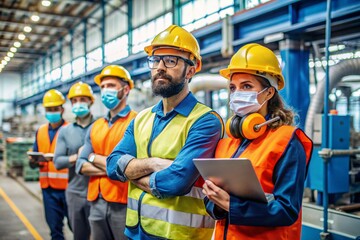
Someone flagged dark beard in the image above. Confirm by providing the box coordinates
[151,69,186,98]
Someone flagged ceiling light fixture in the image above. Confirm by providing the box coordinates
[7,52,14,58]
[1,60,7,65]
[10,47,17,53]
[24,26,32,33]
[18,33,26,40]
[14,41,21,48]
[4,56,10,61]
[41,0,52,7]
[31,14,40,22]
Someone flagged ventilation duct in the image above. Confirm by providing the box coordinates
[305,58,360,138]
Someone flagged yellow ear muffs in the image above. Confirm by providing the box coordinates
[225,117,234,138]
[229,115,243,139]
[240,113,267,140]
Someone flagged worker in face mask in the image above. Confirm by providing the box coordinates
[75,65,137,240]
[29,89,70,240]
[203,43,313,240]
[53,82,95,240]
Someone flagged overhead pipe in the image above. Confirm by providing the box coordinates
[189,74,228,94]
[305,58,360,138]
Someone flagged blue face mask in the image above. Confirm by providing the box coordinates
[101,88,122,110]
[45,112,62,123]
[72,102,90,118]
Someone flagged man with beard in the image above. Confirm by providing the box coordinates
[106,25,223,240]
[76,65,137,240]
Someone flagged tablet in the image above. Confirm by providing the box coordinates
[193,158,267,203]
[27,152,49,162]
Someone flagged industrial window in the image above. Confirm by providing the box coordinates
[132,13,172,54]
[38,76,45,88]
[181,0,234,32]
[45,73,51,83]
[87,48,102,71]
[105,35,129,63]
[245,0,270,9]
[51,68,61,81]
[62,63,72,82]
[72,57,85,77]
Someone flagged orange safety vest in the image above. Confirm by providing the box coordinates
[213,126,313,240]
[88,110,137,203]
[37,122,69,190]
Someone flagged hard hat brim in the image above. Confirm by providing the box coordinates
[219,68,284,90]
[43,100,65,107]
[94,73,134,89]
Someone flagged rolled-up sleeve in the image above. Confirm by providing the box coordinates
[106,120,136,181]
[54,127,72,170]
[75,126,94,175]
[150,112,222,199]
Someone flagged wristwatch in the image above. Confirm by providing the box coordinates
[88,153,95,163]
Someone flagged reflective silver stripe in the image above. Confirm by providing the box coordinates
[141,203,214,228]
[47,172,68,179]
[184,186,206,199]
[128,197,214,228]
[39,172,48,177]
[127,197,138,210]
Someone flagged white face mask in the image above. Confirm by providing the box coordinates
[229,88,268,117]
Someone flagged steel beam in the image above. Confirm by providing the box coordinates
[14,0,360,107]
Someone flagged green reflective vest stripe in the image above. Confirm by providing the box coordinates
[127,103,215,239]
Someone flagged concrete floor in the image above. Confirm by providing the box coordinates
[0,174,72,240]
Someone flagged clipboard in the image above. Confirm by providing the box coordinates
[193,158,267,203]
[27,152,54,162]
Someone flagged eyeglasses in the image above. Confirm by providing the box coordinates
[147,55,195,69]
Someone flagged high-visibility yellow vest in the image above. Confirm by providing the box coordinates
[127,103,215,240]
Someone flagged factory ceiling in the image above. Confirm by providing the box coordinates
[0,0,102,72]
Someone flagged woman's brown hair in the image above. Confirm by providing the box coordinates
[255,76,296,129]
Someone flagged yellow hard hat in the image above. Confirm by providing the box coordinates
[219,43,285,90]
[94,65,134,89]
[144,25,202,72]
[42,89,66,107]
[67,82,95,102]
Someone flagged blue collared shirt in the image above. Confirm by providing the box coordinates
[75,105,132,175]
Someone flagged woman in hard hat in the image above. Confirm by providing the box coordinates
[202,43,313,240]
[53,82,95,240]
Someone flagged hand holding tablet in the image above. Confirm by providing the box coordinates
[27,152,54,162]
[193,158,267,203]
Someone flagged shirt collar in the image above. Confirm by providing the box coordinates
[73,114,95,128]
[105,105,132,121]
[151,92,197,117]
[48,119,65,130]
